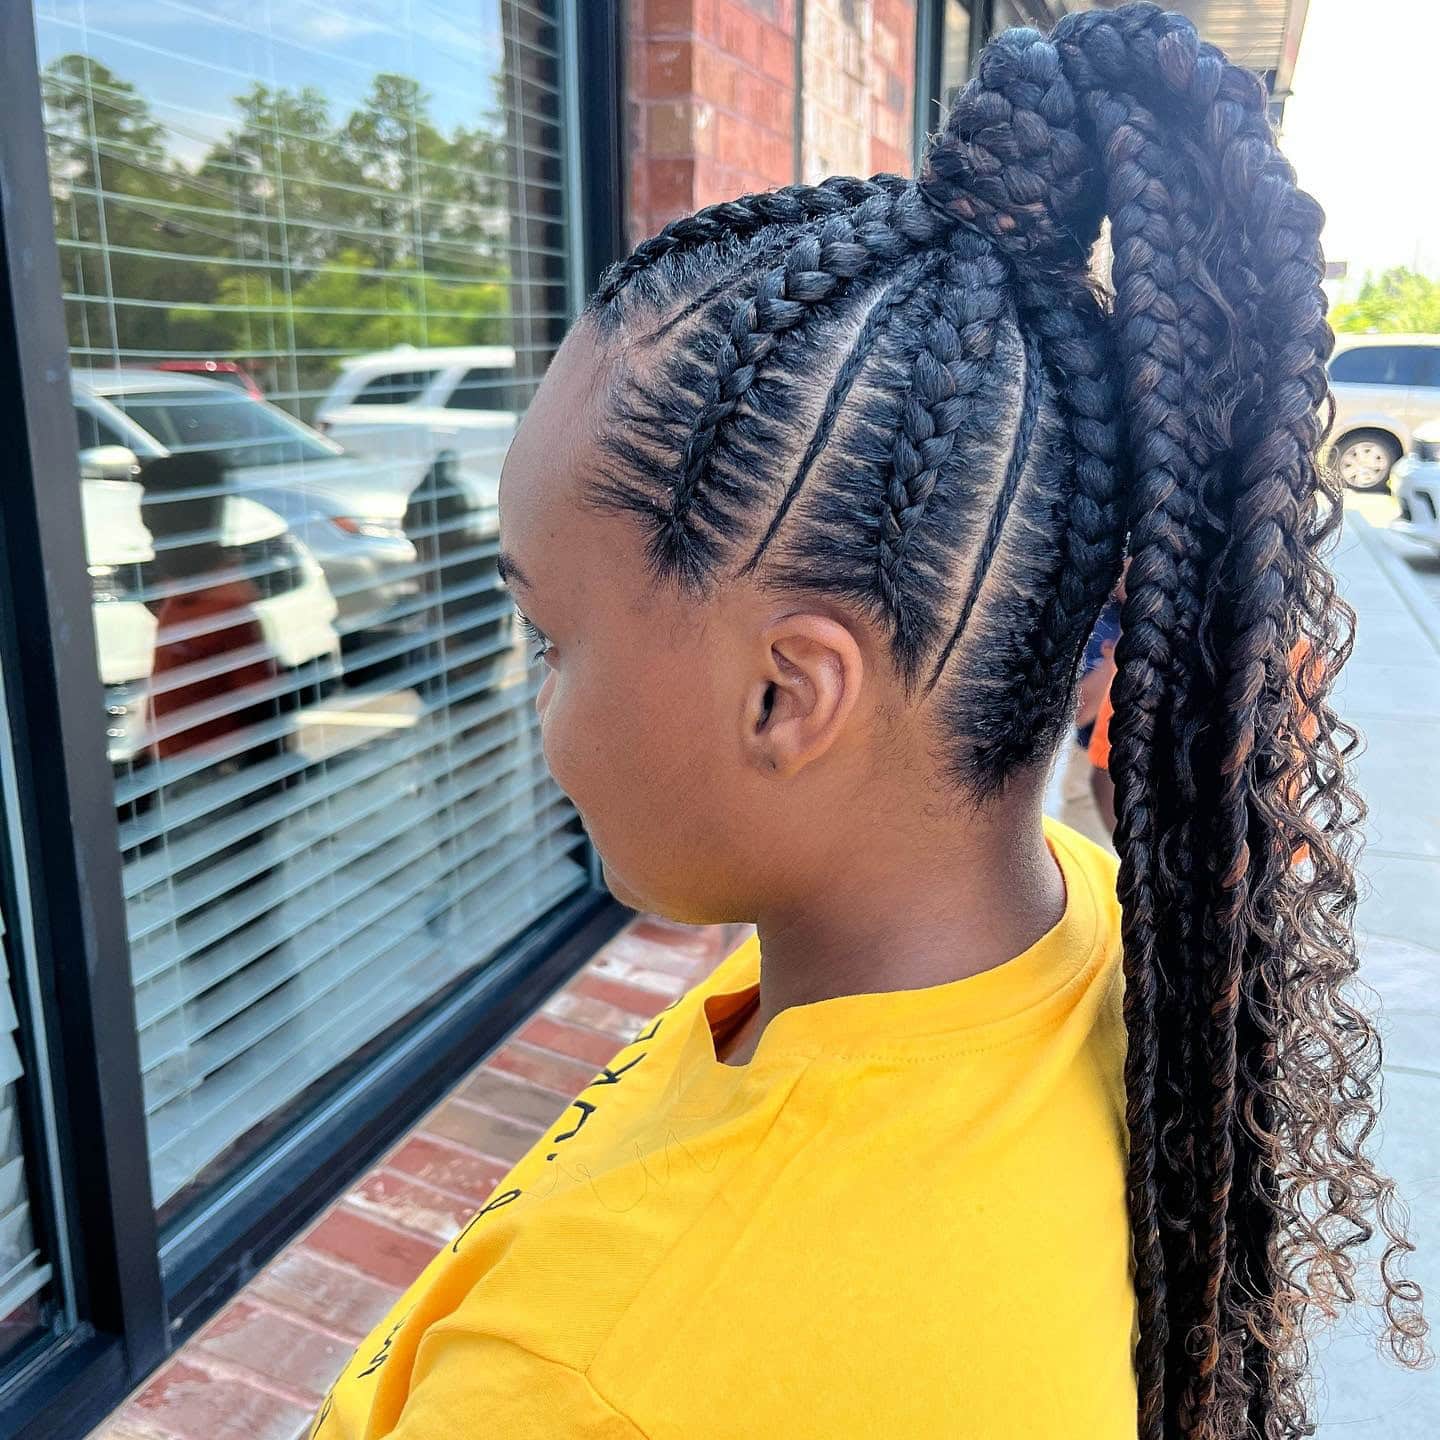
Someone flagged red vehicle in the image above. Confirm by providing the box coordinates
[150,358,263,399]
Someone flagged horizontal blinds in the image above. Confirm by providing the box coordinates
[35,0,587,1214]
[0,906,53,1324]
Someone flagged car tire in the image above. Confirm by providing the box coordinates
[1330,429,1401,492]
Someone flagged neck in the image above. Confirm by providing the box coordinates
[750,795,1065,1030]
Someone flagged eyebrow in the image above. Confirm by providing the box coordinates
[495,551,533,593]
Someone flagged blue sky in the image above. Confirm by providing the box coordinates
[34,0,510,165]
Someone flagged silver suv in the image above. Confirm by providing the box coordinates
[1327,334,1440,491]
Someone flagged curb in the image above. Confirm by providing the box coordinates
[1344,510,1440,660]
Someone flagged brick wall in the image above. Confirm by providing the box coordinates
[627,0,799,248]
[626,0,916,245]
[801,0,915,183]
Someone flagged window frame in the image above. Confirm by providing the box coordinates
[0,3,627,1436]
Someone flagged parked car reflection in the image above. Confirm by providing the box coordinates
[72,371,510,685]
[315,343,519,486]
[77,439,339,767]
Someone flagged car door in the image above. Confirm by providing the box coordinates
[1328,343,1413,444]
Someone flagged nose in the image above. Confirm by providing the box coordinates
[535,668,554,721]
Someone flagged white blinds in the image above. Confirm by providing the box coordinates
[33,0,589,1216]
[0,907,52,1326]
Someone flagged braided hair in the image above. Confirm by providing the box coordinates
[582,5,1426,1434]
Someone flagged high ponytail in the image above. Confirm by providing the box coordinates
[586,5,1425,1431]
[921,6,1426,1435]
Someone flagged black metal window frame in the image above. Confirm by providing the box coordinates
[0,3,627,1437]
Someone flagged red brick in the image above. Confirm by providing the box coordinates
[645,156,699,216]
[422,1098,544,1163]
[713,0,765,67]
[384,1134,512,1203]
[194,1300,350,1403]
[350,1170,477,1243]
[544,986,651,1042]
[586,948,692,997]
[88,1417,177,1440]
[517,1015,626,1068]
[456,1064,573,1126]
[126,1357,312,1440]
[759,28,794,83]
[248,1248,403,1343]
[621,917,731,961]
[649,0,712,34]
[572,972,674,1020]
[646,40,695,97]
[486,1041,600,1095]
[304,1208,440,1291]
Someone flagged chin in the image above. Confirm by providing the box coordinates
[598,857,644,912]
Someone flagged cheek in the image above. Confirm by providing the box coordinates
[538,652,724,882]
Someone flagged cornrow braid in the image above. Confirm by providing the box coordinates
[578,9,1425,1438]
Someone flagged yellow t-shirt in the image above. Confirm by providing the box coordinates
[312,819,1136,1438]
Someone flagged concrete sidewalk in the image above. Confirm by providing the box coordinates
[1311,511,1440,1437]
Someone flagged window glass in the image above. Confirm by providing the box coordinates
[941,1,973,108]
[0,902,59,1370]
[36,0,586,1232]
[75,404,125,452]
[445,367,513,411]
[1413,347,1440,389]
[352,370,442,406]
[1329,345,1420,386]
[108,389,340,470]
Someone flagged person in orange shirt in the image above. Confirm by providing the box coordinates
[314,11,1425,1439]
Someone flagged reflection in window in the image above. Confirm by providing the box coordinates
[35,0,588,1226]
[942,0,972,109]
[353,371,443,406]
[0,903,57,1369]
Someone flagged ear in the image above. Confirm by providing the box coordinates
[741,614,864,779]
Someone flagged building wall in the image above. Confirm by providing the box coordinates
[626,0,916,247]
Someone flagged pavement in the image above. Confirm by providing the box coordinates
[1309,500,1440,1437]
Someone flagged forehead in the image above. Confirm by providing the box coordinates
[499,325,609,550]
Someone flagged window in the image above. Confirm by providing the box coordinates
[446,367,514,411]
[941,1,973,108]
[37,0,587,1235]
[1413,347,1440,389]
[352,370,442,406]
[107,389,340,470]
[1329,345,1426,386]
[75,404,125,453]
[0,905,56,1370]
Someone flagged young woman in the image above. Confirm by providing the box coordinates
[313,7,1425,1436]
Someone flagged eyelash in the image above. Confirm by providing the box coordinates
[516,612,553,663]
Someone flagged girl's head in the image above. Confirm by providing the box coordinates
[499,4,1425,1435]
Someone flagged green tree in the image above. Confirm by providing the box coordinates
[1331,267,1440,333]
[43,53,220,356]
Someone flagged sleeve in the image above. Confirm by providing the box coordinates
[389,1332,647,1440]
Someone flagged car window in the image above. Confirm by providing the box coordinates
[1329,345,1426,386]
[75,404,127,452]
[444,367,513,411]
[110,389,339,469]
[350,369,441,405]
[1413,347,1440,389]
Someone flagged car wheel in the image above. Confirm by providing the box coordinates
[1331,429,1401,492]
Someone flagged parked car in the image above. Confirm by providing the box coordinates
[314,344,519,482]
[151,358,264,399]
[1327,333,1440,491]
[74,371,508,681]
[1390,419,1440,552]
[76,441,339,766]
